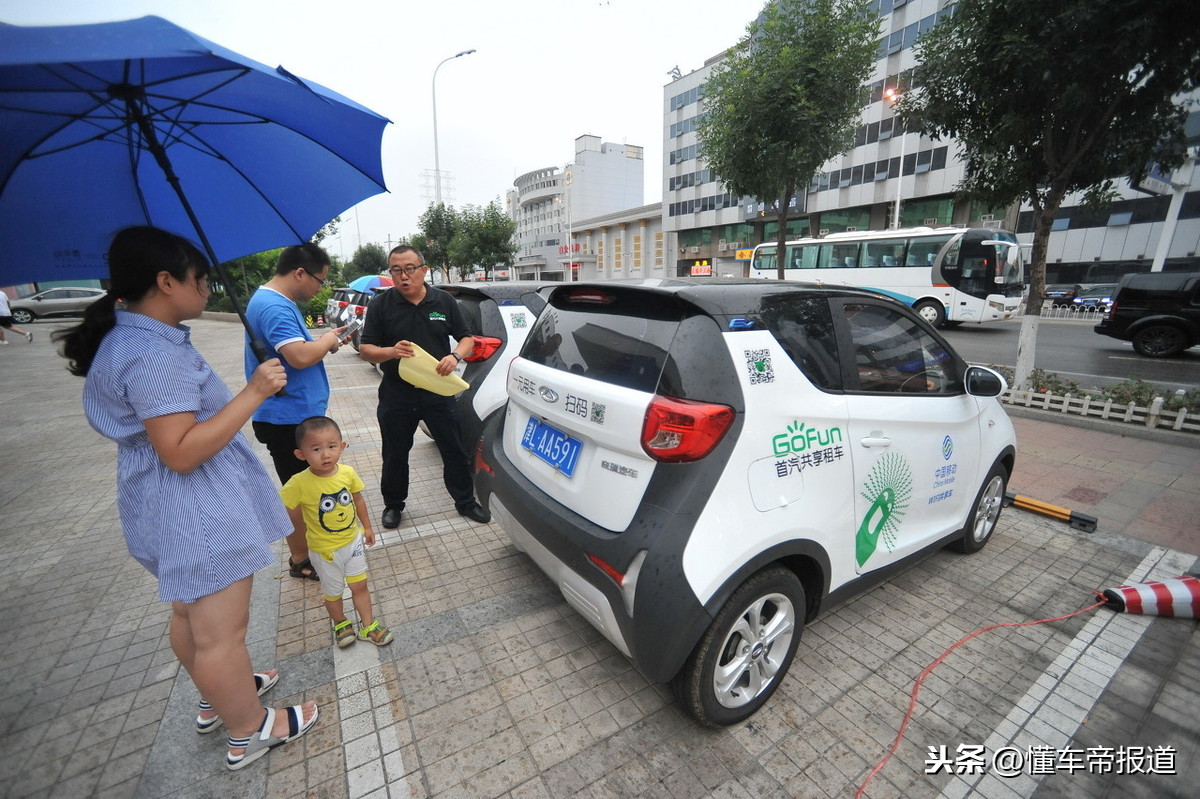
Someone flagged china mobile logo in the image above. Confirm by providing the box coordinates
[771,421,843,457]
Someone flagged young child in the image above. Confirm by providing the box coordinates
[281,416,393,647]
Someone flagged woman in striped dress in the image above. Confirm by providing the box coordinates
[55,226,318,770]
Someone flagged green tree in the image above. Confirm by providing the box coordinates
[444,201,518,281]
[418,202,461,283]
[897,0,1200,387]
[310,215,340,246]
[344,242,387,282]
[699,0,880,279]
[208,248,280,311]
[474,200,518,279]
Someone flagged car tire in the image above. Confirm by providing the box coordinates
[672,566,804,727]
[10,309,34,324]
[914,300,946,328]
[1131,325,1187,358]
[952,462,1008,554]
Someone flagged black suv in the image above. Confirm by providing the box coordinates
[1094,272,1200,357]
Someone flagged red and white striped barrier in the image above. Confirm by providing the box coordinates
[1101,575,1200,617]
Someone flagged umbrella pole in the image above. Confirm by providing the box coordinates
[122,93,272,365]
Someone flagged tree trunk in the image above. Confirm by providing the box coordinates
[775,186,795,281]
[1012,191,1064,389]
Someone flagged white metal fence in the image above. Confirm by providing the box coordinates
[1002,388,1200,435]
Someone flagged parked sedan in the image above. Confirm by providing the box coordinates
[8,287,106,323]
[1042,283,1082,308]
[1070,284,1117,313]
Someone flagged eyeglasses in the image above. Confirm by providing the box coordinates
[388,265,426,277]
[301,268,329,288]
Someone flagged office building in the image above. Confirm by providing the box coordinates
[663,0,1200,282]
[507,134,644,281]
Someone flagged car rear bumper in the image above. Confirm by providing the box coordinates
[476,413,718,683]
[490,495,632,658]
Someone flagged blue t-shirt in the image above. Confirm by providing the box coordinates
[244,286,330,424]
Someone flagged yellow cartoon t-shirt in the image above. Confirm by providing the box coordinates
[280,464,365,555]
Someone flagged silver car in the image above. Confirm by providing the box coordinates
[9,287,106,323]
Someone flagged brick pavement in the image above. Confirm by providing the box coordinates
[0,316,1196,798]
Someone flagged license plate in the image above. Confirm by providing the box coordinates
[521,418,582,477]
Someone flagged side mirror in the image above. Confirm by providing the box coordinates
[964,365,1007,397]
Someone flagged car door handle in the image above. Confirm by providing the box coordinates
[859,435,892,448]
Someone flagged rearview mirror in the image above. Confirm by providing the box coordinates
[964,365,1007,397]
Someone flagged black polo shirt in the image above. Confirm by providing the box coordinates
[361,285,471,384]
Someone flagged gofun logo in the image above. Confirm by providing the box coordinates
[772,421,843,457]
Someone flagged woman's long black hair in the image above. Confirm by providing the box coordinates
[54,226,210,376]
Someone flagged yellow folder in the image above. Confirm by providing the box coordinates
[397,343,470,396]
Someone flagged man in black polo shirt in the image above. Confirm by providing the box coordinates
[359,245,490,528]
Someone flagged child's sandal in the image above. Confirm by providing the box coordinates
[332,619,356,648]
[358,619,393,646]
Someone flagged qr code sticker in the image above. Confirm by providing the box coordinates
[511,312,527,329]
[590,403,606,425]
[745,349,774,384]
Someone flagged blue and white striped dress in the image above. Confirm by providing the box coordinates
[83,311,291,603]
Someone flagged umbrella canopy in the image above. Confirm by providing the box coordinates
[0,16,390,288]
[347,274,393,291]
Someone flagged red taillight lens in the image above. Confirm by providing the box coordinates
[337,301,349,309]
[641,396,734,462]
[473,437,492,475]
[353,306,365,317]
[586,553,625,586]
[566,288,614,304]
[466,335,503,363]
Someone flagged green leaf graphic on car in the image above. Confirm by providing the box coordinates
[856,452,912,567]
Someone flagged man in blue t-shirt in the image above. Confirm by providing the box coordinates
[244,243,348,581]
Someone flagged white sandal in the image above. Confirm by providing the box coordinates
[195,670,279,734]
[225,704,319,770]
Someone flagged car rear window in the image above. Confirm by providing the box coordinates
[522,288,691,393]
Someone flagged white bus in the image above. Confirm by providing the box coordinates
[749,227,1025,327]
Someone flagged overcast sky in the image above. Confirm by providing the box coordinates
[1,0,766,258]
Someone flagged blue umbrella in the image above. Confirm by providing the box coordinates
[0,16,390,358]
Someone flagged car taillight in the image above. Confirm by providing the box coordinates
[566,288,615,304]
[473,437,492,475]
[641,395,734,463]
[337,301,349,309]
[353,306,365,317]
[466,335,503,363]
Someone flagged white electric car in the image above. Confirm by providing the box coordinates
[475,279,1016,726]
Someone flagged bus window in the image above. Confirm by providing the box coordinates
[829,242,859,268]
[756,246,778,274]
[793,244,820,269]
[906,235,953,267]
[863,238,906,268]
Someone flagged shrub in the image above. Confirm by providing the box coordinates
[988,367,1198,412]
[305,287,332,321]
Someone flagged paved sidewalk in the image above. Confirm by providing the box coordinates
[0,317,1196,798]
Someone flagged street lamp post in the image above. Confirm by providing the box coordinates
[885,87,905,230]
[432,49,476,207]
